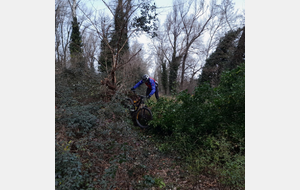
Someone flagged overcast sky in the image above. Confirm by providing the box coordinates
[154,0,245,23]
[88,0,245,21]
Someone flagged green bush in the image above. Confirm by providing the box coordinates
[57,105,98,137]
[218,154,245,189]
[149,63,245,189]
[55,142,86,190]
[150,63,245,148]
[185,136,245,188]
[55,70,105,107]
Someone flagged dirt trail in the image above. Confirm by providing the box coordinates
[116,125,220,190]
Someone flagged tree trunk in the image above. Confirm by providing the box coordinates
[230,27,245,69]
[180,49,188,90]
[112,54,117,85]
[72,0,76,18]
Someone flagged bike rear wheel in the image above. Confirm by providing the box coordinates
[136,107,152,129]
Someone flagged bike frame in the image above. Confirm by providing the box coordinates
[131,91,147,111]
[128,90,153,128]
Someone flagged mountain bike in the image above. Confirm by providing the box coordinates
[124,90,153,129]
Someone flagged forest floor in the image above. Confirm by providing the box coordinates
[55,79,225,189]
[121,127,221,190]
[56,112,222,190]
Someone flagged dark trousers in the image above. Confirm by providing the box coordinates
[146,86,159,101]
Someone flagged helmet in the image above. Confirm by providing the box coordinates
[142,74,149,82]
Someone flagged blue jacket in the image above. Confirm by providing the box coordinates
[132,77,157,97]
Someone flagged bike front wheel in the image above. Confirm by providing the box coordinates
[136,107,152,129]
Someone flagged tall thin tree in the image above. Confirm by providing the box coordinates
[161,60,168,94]
[69,0,84,70]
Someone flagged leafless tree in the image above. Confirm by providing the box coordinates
[219,0,242,32]
[171,0,243,91]
[55,0,72,72]
[55,0,90,72]
[150,31,171,94]
[119,40,149,90]
[163,1,187,93]
[156,0,217,91]
[148,0,244,93]
[77,0,153,90]
[82,31,99,73]
[177,0,219,90]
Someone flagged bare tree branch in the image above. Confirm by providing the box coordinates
[77,5,114,54]
[101,0,115,17]
[117,48,142,69]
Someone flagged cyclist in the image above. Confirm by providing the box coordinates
[131,74,159,101]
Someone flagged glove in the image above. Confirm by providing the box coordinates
[131,87,134,91]
[146,95,150,99]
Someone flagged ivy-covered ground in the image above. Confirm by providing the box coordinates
[55,97,221,189]
[55,64,244,189]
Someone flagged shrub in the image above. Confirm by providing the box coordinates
[186,136,244,181]
[149,63,245,189]
[57,105,98,137]
[55,142,86,190]
[150,63,245,148]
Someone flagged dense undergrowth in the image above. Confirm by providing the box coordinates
[55,70,192,189]
[55,70,129,189]
[149,63,245,189]
[55,64,245,189]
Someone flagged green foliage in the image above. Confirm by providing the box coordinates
[200,28,244,86]
[57,105,98,137]
[69,16,84,70]
[98,37,112,73]
[55,142,87,189]
[55,70,105,106]
[149,63,245,188]
[56,98,134,189]
[218,154,245,189]
[69,16,83,56]
[186,136,245,189]
[230,27,245,70]
[154,177,166,188]
[143,175,155,186]
[56,71,134,189]
[149,97,181,136]
[110,0,129,52]
[136,175,166,188]
[132,2,158,38]
[151,63,245,141]
[55,61,244,189]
